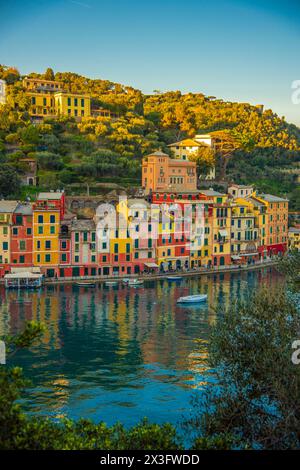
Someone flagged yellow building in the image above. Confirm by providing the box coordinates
[199,190,231,266]
[23,77,91,119]
[230,201,259,263]
[54,92,91,118]
[27,91,56,117]
[0,201,18,271]
[33,195,61,277]
[288,228,300,251]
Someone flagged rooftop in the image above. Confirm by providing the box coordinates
[259,194,289,203]
[71,219,96,231]
[199,189,225,197]
[15,203,33,216]
[38,191,64,200]
[0,200,18,213]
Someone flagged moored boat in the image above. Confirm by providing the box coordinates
[128,278,144,286]
[76,281,96,287]
[105,281,119,286]
[177,294,207,304]
[167,276,183,281]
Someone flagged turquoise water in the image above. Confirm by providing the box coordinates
[0,267,283,428]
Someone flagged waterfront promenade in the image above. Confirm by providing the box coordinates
[31,258,279,285]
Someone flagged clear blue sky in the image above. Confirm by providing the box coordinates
[1,0,300,125]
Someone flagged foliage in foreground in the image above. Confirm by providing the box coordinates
[189,286,300,450]
[2,256,300,449]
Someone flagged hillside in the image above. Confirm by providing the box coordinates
[1,65,300,208]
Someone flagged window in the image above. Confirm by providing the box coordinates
[16,215,22,225]
[91,255,96,263]
[38,215,43,223]
[114,243,118,254]
[27,228,32,236]
[19,240,26,251]
[3,226,8,235]
[126,243,130,253]
[2,242,8,251]
[61,253,67,262]
[32,97,36,105]
[67,97,71,106]
[19,255,25,264]
[91,232,96,242]
[38,226,43,234]
[75,255,79,263]
[45,254,51,262]
[37,241,41,249]
[13,228,18,235]
[83,232,88,242]
[134,252,139,259]
[50,226,55,234]
[50,215,55,223]
[45,240,51,250]
[81,98,84,107]
[74,98,78,107]
[37,254,40,263]
[75,232,79,242]
[102,242,107,249]
[61,241,67,249]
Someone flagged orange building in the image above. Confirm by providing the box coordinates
[142,150,197,195]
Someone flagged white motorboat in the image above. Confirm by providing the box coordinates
[76,281,96,287]
[128,278,144,286]
[177,294,207,304]
[167,276,183,281]
[105,281,119,286]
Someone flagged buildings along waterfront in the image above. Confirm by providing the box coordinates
[0,150,289,280]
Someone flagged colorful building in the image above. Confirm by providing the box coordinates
[230,201,259,264]
[54,92,91,118]
[33,192,64,277]
[254,194,288,256]
[142,150,197,195]
[0,201,18,277]
[288,227,300,251]
[71,219,98,277]
[23,77,91,119]
[10,203,33,267]
[168,134,216,180]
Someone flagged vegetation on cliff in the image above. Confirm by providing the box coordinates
[0,65,300,205]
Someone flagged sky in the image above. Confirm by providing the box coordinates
[0,0,300,125]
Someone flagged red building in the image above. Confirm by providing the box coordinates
[10,203,33,267]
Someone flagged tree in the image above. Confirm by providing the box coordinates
[188,144,215,178]
[0,165,21,197]
[44,68,55,81]
[190,285,300,449]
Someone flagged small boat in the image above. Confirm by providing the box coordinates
[177,294,207,304]
[105,281,119,286]
[128,278,144,286]
[76,281,96,287]
[167,276,183,281]
[122,278,130,283]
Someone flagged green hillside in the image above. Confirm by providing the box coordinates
[1,65,300,208]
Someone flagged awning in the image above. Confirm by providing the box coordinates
[242,252,259,257]
[231,255,242,260]
[219,229,228,237]
[144,262,159,268]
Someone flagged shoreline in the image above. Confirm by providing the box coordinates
[20,259,279,286]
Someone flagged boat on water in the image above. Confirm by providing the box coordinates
[128,278,144,286]
[177,294,207,304]
[167,276,183,281]
[76,281,96,287]
[105,281,119,286]
[122,278,130,283]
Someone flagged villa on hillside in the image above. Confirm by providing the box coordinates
[168,134,216,180]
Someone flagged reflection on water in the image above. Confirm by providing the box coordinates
[0,267,284,427]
